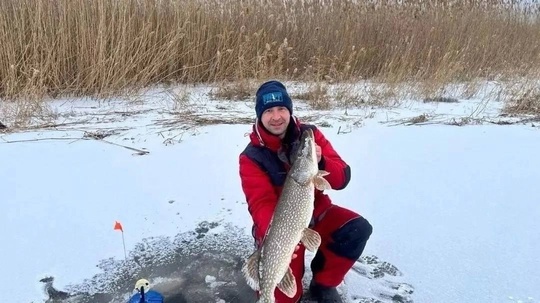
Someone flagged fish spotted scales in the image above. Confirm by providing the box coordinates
[242,128,332,303]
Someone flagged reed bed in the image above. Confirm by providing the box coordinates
[0,0,539,113]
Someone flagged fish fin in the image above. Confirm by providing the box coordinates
[318,170,330,177]
[301,228,322,252]
[241,250,261,291]
[277,266,297,298]
[314,171,332,191]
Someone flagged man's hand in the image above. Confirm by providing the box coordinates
[315,144,322,163]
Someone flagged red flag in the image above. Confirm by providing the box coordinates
[114,221,123,232]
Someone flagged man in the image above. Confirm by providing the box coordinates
[239,80,373,303]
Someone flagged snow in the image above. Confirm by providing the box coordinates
[341,124,540,302]
[1,81,539,303]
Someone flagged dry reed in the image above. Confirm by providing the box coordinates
[0,0,539,111]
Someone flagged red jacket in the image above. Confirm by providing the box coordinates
[239,117,351,245]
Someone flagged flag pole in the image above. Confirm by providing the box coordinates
[121,231,127,260]
[114,220,127,261]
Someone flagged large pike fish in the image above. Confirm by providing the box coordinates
[242,128,332,303]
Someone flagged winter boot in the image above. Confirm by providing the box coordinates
[309,280,343,303]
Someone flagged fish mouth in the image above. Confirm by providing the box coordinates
[302,128,314,138]
[299,128,314,147]
[296,128,316,161]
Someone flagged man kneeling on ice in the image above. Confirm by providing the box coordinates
[239,80,373,303]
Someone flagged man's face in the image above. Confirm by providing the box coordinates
[260,106,290,138]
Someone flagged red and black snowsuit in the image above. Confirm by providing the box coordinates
[239,117,373,303]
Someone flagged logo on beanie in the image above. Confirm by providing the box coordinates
[262,92,283,105]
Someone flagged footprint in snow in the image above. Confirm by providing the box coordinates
[343,254,415,303]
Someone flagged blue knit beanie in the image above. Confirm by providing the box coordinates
[255,80,293,120]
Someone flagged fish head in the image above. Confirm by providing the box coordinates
[289,128,319,185]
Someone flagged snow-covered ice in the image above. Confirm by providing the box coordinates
[1,81,539,303]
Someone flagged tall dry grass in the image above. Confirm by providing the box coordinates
[0,0,540,104]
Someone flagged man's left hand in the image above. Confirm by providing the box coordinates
[316,144,322,163]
